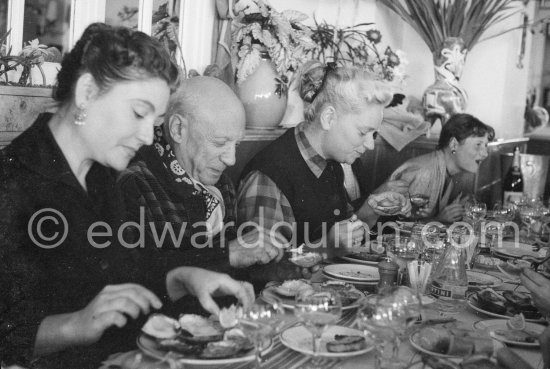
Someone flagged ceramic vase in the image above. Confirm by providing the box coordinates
[423,37,468,126]
[237,53,287,129]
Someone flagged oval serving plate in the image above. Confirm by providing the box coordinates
[472,319,544,347]
[466,270,503,288]
[137,334,273,365]
[409,330,504,359]
[466,292,544,323]
[260,283,366,311]
[492,240,542,259]
[280,325,374,358]
[323,264,380,282]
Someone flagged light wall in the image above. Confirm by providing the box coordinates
[270,0,533,139]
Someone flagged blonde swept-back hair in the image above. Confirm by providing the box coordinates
[299,62,394,122]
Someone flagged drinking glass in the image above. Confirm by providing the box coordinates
[518,204,544,241]
[409,193,429,224]
[492,202,515,223]
[238,299,287,368]
[294,289,342,368]
[356,286,421,369]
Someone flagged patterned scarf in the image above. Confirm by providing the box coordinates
[153,126,225,236]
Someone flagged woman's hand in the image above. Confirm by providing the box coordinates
[71,284,162,345]
[436,203,464,223]
[166,267,255,316]
[35,284,161,356]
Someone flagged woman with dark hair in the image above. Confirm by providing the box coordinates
[386,113,495,223]
[0,23,254,368]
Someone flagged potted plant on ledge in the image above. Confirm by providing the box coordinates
[232,0,316,129]
[0,31,62,147]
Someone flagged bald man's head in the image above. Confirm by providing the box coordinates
[165,76,246,185]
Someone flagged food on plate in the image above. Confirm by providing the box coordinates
[219,305,243,329]
[223,328,254,351]
[474,289,542,320]
[326,335,366,352]
[492,328,538,343]
[200,340,241,359]
[141,314,179,339]
[157,338,203,355]
[474,255,504,269]
[416,327,450,354]
[501,291,541,319]
[415,327,494,356]
[421,354,497,369]
[379,199,396,207]
[289,252,323,267]
[320,281,364,306]
[475,289,507,315]
[507,313,526,330]
[178,314,223,342]
[273,279,313,297]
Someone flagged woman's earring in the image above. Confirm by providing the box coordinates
[451,149,456,155]
[74,104,87,126]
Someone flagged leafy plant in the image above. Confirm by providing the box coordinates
[1,30,61,86]
[378,0,521,53]
[231,0,316,88]
[307,19,407,83]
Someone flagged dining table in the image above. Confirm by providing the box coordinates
[100,259,546,369]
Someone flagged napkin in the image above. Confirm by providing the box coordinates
[379,107,430,151]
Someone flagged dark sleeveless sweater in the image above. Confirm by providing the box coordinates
[241,128,368,245]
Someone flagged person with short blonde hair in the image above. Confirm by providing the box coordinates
[237,61,410,283]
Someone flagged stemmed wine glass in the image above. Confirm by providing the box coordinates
[238,299,287,368]
[356,286,421,369]
[409,193,429,224]
[464,199,487,234]
[518,203,544,241]
[294,289,342,368]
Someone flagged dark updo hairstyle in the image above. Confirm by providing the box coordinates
[437,113,495,150]
[53,23,179,103]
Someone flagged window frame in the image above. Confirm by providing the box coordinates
[4,0,214,71]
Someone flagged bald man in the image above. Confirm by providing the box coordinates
[117,77,284,279]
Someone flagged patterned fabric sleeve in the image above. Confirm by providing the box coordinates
[237,170,295,241]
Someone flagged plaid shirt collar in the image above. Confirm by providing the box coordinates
[294,122,327,178]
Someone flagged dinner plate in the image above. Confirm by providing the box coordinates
[323,264,380,282]
[136,334,273,365]
[322,272,379,286]
[492,240,542,259]
[280,325,374,358]
[409,330,504,359]
[466,270,503,288]
[409,331,459,359]
[466,293,544,323]
[473,319,544,347]
[260,284,366,310]
[338,254,381,266]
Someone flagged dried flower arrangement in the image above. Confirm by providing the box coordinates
[307,19,407,84]
[232,0,316,93]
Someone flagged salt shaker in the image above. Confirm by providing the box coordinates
[378,257,399,291]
